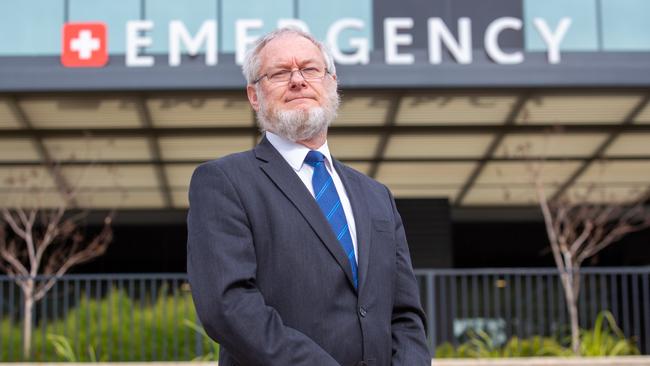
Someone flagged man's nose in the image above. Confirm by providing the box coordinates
[288,69,307,89]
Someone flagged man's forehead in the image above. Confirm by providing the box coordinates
[259,34,325,66]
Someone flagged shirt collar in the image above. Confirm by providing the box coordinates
[265,131,333,172]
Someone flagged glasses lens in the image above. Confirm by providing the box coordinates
[267,68,325,83]
[301,68,323,79]
[268,70,291,83]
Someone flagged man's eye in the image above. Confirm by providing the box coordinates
[269,70,290,80]
[301,67,320,76]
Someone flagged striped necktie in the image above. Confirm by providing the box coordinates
[304,150,358,289]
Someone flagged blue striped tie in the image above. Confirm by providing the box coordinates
[304,150,358,288]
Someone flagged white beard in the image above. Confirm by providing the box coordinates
[256,86,340,142]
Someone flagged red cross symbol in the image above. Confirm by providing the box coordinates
[61,22,108,68]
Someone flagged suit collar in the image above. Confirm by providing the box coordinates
[255,137,358,292]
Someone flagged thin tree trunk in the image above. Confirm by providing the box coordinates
[561,271,581,355]
[22,280,34,360]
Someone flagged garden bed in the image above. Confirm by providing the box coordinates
[431,356,650,365]
[2,358,650,366]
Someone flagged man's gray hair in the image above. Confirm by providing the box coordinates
[241,27,337,84]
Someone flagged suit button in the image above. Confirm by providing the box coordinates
[359,306,367,317]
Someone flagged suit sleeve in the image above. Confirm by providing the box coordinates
[386,187,432,366]
[187,162,341,366]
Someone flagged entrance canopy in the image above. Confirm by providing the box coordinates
[1,89,649,210]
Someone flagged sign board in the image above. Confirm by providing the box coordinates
[1,0,649,91]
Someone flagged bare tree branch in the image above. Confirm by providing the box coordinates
[535,181,566,272]
[519,142,650,355]
[569,221,593,254]
[1,209,28,239]
[35,215,113,301]
[0,160,116,359]
[34,206,66,266]
[0,230,30,279]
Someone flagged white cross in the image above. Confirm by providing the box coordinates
[70,30,100,60]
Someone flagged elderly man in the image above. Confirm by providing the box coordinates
[187,28,429,366]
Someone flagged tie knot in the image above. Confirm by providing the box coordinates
[304,150,325,166]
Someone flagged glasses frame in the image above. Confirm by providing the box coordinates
[253,67,330,84]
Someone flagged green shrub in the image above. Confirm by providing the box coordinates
[435,333,567,358]
[434,311,639,358]
[47,334,104,362]
[183,319,219,361]
[433,342,457,358]
[501,336,569,357]
[0,286,218,362]
[456,329,501,358]
[580,311,640,357]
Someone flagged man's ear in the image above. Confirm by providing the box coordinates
[247,84,260,112]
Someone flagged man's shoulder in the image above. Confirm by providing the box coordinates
[198,149,256,169]
[191,149,258,181]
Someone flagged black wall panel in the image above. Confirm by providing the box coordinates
[395,199,453,268]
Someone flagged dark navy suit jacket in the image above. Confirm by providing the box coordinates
[187,137,430,366]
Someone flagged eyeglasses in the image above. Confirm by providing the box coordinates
[253,67,329,84]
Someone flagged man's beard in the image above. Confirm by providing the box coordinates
[256,85,340,142]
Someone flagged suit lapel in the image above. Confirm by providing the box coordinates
[333,159,372,293]
[254,138,357,291]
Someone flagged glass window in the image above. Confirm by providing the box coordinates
[523,0,599,51]
[146,0,218,53]
[601,0,650,51]
[69,0,140,54]
[0,0,64,56]
[221,0,293,53]
[298,0,373,52]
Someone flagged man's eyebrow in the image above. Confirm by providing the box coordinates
[299,58,320,65]
[269,58,321,69]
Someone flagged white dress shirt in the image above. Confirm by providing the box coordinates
[266,131,358,263]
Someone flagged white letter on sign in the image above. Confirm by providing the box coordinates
[169,20,217,66]
[428,17,472,64]
[534,17,571,64]
[326,18,369,65]
[384,18,414,65]
[484,17,523,64]
[126,20,154,67]
[236,19,263,65]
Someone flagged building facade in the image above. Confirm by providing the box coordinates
[1,0,649,270]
